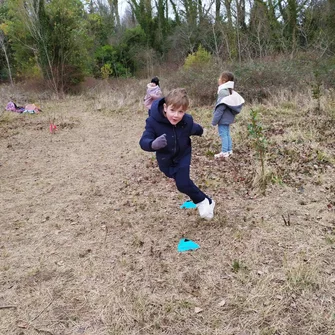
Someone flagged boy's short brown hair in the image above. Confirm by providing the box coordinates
[165,88,189,109]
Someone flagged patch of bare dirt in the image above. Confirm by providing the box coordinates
[0,97,334,335]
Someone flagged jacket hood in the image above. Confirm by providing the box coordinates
[147,84,161,92]
[150,98,188,126]
[216,91,245,113]
[217,81,234,93]
[150,98,169,124]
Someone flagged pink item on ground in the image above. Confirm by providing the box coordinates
[49,123,57,134]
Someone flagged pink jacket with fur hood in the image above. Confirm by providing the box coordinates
[144,83,163,110]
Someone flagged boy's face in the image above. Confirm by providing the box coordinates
[163,103,187,125]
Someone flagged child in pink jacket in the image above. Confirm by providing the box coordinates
[144,76,163,114]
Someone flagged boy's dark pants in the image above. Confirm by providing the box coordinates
[159,155,208,204]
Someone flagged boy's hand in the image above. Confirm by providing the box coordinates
[151,134,167,150]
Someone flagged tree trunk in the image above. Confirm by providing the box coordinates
[215,0,221,23]
[0,33,13,86]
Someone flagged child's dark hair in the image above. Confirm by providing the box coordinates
[151,76,160,86]
[219,71,234,94]
[219,71,234,84]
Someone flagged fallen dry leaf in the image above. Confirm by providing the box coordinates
[194,307,203,314]
[218,299,226,307]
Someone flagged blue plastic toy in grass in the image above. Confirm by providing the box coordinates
[177,238,200,252]
[180,200,197,209]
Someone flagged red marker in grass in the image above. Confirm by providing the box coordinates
[49,123,57,134]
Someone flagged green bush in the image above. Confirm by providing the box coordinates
[94,45,130,78]
[165,53,335,106]
[232,55,335,102]
[183,45,212,70]
[168,61,219,106]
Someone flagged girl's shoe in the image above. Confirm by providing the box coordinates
[228,150,233,156]
[214,152,229,159]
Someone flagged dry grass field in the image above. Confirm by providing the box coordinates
[0,81,334,335]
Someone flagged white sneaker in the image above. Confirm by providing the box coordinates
[214,152,229,159]
[207,200,215,220]
[228,150,233,156]
[197,198,215,220]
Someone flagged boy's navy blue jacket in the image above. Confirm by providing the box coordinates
[139,98,203,169]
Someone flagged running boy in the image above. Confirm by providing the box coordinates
[212,71,245,158]
[139,88,215,220]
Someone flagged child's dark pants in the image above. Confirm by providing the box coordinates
[159,155,209,204]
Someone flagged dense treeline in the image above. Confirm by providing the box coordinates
[0,0,334,95]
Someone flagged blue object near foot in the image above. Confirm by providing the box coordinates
[177,238,200,252]
[180,200,197,209]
